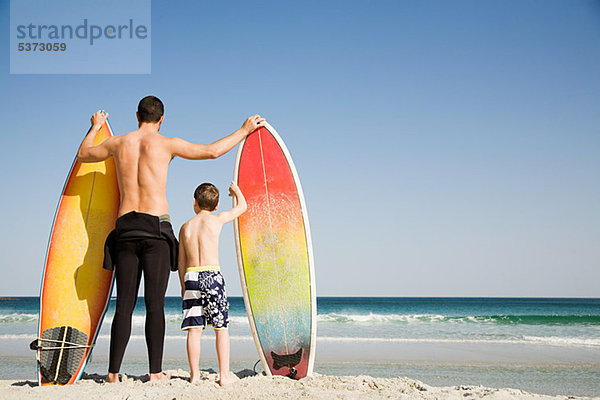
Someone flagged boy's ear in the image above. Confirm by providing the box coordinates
[214,201,219,212]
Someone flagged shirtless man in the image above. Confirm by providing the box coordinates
[77,95,264,383]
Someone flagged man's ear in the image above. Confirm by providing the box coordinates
[157,115,165,130]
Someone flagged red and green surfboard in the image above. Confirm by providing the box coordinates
[233,123,316,379]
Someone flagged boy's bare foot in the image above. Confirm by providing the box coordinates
[190,374,201,384]
[106,372,120,383]
[149,372,169,382]
[218,371,240,386]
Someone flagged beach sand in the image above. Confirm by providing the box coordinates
[1,369,597,400]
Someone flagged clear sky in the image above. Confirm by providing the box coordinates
[1,0,599,297]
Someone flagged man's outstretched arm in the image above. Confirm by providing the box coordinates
[77,110,113,162]
[170,115,265,160]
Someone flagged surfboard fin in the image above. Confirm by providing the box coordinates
[270,348,303,378]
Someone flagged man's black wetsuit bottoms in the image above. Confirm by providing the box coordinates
[103,211,178,374]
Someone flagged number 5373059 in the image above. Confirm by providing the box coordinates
[18,43,67,51]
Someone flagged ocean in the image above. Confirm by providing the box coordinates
[1,297,599,396]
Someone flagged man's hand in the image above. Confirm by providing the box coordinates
[78,109,112,162]
[241,115,265,136]
[91,110,109,128]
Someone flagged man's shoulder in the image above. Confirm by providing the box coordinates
[110,130,137,144]
[151,133,181,149]
[120,128,141,137]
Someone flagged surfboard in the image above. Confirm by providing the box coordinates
[35,121,119,386]
[233,122,316,379]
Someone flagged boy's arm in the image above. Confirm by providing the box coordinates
[77,110,114,162]
[178,227,188,298]
[168,115,265,160]
[217,182,248,223]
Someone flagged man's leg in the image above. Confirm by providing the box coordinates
[140,239,170,380]
[108,240,142,382]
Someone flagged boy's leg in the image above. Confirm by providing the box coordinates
[186,328,203,382]
[215,328,238,386]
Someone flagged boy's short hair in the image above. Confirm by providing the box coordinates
[137,95,164,123]
[194,183,219,211]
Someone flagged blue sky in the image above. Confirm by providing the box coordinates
[1,0,599,297]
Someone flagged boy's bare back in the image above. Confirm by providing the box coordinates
[178,183,247,278]
[179,212,225,267]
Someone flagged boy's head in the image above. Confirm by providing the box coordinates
[137,95,164,124]
[194,183,219,212]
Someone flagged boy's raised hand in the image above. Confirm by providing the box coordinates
[228,181,240,197]
[221,181,247,221]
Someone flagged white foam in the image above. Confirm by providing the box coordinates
[0,313,38,323]
[315,336,600,347]
[0,334,35,340]
[317,313,455,324]
[2,333,597,348]
[522,336,600,347]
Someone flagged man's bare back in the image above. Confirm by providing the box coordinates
[110,128,172,216]
[77,110,264,217]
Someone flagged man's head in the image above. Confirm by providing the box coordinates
[137,95,164,125]
[194,183,219,213]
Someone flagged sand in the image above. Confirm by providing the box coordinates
[1,369,597,400]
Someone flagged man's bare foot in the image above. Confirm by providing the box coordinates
[218,371,240,386]
[149,372,169,382]
[190,373,201,384]
[106,372,120,383]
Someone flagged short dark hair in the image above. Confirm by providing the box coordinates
[137,95,164,123]
[194,183,219,211]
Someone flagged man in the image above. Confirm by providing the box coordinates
[77,95,264,382]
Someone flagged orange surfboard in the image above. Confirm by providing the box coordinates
[35,121,119,385]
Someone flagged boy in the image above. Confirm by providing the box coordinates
[178,181,247,386]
